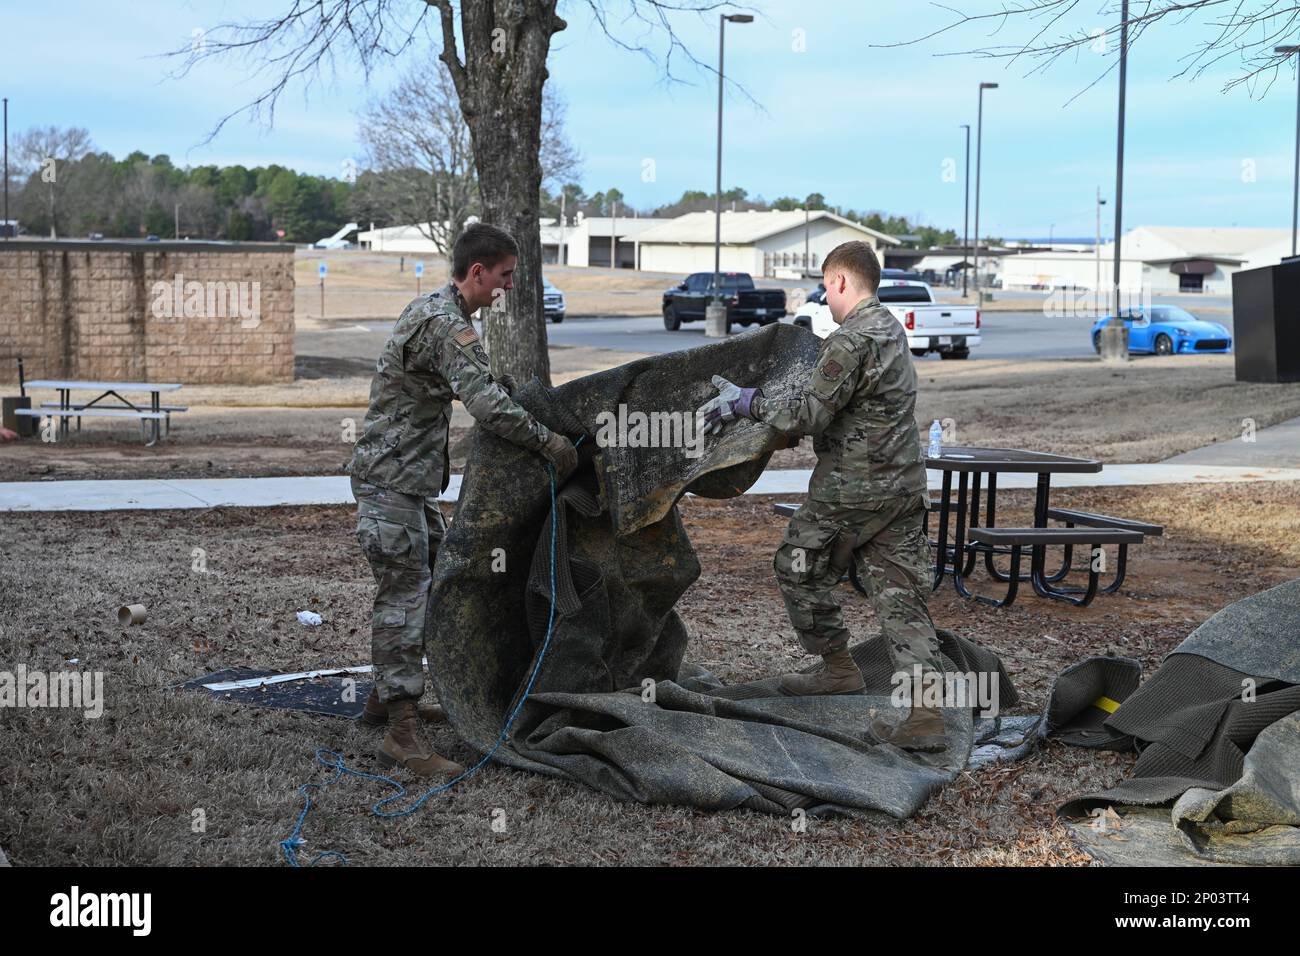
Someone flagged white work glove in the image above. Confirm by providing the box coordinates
[696,375,758,435]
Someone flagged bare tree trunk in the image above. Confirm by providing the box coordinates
[438,0,563,387]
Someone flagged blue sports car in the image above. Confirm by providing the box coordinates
[1091,305,1232,355]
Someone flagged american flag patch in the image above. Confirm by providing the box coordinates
[453,326,479,347]
[821,359,843,379]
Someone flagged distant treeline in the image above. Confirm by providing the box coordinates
[10,150,353,243]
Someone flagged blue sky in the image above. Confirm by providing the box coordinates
[4,0,1298,236]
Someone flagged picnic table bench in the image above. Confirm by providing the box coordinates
[925,446,1163,607]
[771,446,1162,609]
[16,378,185,446]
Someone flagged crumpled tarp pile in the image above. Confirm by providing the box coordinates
[1058,579,1300,866]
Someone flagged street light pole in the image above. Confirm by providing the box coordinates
[1276,45,1300,258]
[972,83,997,301]
[713,15,724,300]
[1102,0,1131,361]
[961,123,970,296]
[708,13,752,337]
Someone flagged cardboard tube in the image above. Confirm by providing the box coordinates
[117,604,147,626]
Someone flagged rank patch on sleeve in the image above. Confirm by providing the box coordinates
[453,326,480,347]
[821,359,843,379]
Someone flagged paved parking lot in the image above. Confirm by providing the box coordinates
[300,293,1236,364]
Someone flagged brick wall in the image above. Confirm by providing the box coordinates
[0,240,295,385]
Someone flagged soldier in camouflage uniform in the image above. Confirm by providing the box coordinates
[348,223,578,776]
[698,240,946,751]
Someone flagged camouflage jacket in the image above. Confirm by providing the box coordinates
[752,295,926,503]
[347,282,553,497]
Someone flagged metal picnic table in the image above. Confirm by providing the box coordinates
[20,378,185,446]
[926,445,1105,603]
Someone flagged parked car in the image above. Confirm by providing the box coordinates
[790,279,981,359]
[1090,305,1231,355]
[543,278,566,323]
[662,272,787,332]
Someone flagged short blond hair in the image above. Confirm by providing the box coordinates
[821,241,881,292]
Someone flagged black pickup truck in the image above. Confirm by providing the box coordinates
[662,272,787,332]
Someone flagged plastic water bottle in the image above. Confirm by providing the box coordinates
[928,420,943,459]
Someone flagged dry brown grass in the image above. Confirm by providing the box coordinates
[2,481,1296,866]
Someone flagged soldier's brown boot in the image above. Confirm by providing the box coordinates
[362,688,446,726]
[868,704,947,753]
[778,647,866,696]
[378,700,464,778]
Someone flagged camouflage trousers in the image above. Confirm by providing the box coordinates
[351,476,447,703]
[773,492,944,675]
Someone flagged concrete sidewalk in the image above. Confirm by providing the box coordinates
[4,463,1300,512]
[1162,416,1300,469]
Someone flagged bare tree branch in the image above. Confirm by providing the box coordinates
[12,126,95,171]
[160,0,433,144]
[541,85,584,187]
[426,0,469,96]
[873,1,1300,100]
[578,0,769,113]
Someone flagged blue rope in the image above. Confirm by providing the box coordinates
[281,439,580,865]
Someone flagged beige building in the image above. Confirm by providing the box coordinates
[634,209,900,278]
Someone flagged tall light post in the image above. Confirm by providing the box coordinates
[1277,45,1300,258]
[1102,0,1131,361]
[960,123,970,296]
[709,12,752,334]
[972,82,997,300]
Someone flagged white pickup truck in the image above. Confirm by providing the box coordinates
[791,280,980,359]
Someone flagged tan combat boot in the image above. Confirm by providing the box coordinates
[868,703,947,753]
[362,688,446,726]
[778,647,867,696]
[378,700,464,778]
